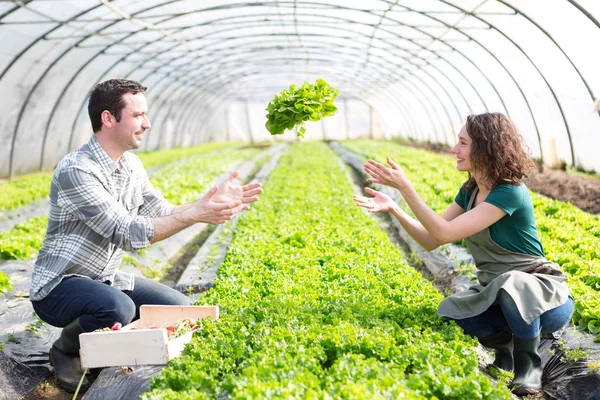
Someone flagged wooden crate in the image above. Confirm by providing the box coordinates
[79,305,218,369]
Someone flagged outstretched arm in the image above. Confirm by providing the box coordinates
[152,170,263,243]
[361,158,506,248]
[171,170,263,215]
[355,188,465,250]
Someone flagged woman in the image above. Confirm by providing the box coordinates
[354,113,573,396]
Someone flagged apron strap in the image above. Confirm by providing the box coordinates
[466,186,479,212]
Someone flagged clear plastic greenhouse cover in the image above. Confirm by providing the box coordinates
[1,0,599,178]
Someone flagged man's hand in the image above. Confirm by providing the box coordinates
[192,171,264,224]
[363,157,408,190]
[354,187,398,213]
[211,170,263,205]
[192,186,244,224]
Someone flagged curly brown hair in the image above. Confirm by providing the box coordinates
[463,113,535,193]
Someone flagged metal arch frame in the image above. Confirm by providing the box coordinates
[149,8,491,113]
[190,71,425,144]
[53,18,467,157]
[42,14,189,170]
[0,3,20,21]
[4,0,186,177]
[66,10,486,125]
[423,0,574,165]
[55,3,500,153]
[150,67,404,148]
[135,9,501,128]
[57,12,493,155]
[159,41,461,139]
[568,0,600,30]
[498,0,599,121]
[1,2,112,177]
[166,32,467,128]
[6,0,593,174]
[30,2,492,173]
[163,54,455,145]
[384,1,548,166]
[183,72,422,145]
[59,1,502,147]
[159,57,446,147]
[180,70,423,146]
[0,1,108,82]
[348,0,398,84]
[123,22,478,143]
[165,64,437,147]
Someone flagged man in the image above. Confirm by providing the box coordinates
[29,79,262,391]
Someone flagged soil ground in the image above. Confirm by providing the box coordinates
[397,140,600,215]
[21,374,97,400]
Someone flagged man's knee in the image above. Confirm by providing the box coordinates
[163,288,191,306]
[98,295,136,326]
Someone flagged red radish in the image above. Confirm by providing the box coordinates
[111,322,122,331]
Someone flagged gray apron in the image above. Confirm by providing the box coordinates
[437,187,570,324]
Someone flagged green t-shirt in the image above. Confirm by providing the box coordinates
[454,183,545,257]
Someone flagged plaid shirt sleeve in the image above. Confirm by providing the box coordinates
[56,165,155,251]
[138,168,175,218]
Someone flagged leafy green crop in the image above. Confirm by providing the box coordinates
[150,148,261,205]
[342,139,600,334]
[0,271,12,294]
[137,142,239,169]
[265,78,339,137]
[144,142,512,399]
[0,173,53,212]
[0,143,238,215]
[0,216,47,260]
[0,145,261,261]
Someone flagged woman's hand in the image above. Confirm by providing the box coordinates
[354,187,398,213]
[363,157,408,190]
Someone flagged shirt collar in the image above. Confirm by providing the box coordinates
[87,135,132,176]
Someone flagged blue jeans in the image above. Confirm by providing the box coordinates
[32,276,190,332]
[451,290,574,339]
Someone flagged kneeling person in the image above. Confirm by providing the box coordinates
[29,79,262,392]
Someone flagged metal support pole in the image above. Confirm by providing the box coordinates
[225,109,230,142]
[245,102,254,144]
[369,105,374,140]
[344,98,350,140]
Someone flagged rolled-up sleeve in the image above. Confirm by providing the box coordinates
[56,166,154,251]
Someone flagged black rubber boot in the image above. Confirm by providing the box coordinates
[510,334,543,396]
[49,317,89,393]
[479,331,514,371]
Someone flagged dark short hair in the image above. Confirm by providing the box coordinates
[88,79,147,133]
[463,112,535,193]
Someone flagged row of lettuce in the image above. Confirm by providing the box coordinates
[0,142,238,213]
[143,142,512,399]
[341,140,600,334]
[0,144,261,261]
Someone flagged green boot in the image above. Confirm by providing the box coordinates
[510,334,542,396]
[479,331,514,371]
[50,317,89,393]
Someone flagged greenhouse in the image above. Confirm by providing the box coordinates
[0,1,599,399]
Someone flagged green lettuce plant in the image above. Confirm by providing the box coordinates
[265,78,339,137]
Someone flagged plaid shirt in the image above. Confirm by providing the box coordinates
[30,135,174,301]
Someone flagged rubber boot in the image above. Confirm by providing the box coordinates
[479,331,514,371]
[49,317,89,393]
[510,334,543,396]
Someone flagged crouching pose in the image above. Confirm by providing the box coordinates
[354,112,573,396]
[29,79,262,391]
